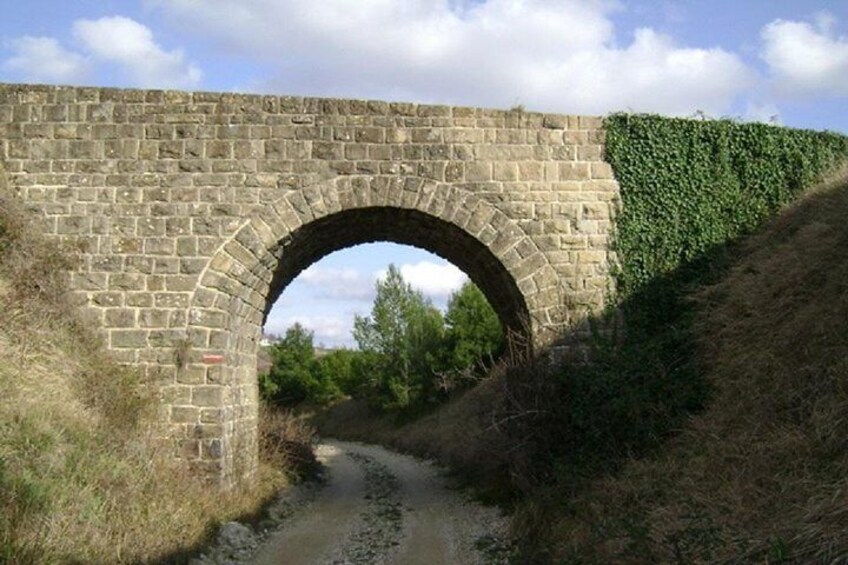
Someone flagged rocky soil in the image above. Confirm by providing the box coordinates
[191,440,512,564]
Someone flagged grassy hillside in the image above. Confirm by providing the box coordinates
[539,168,848,562]
[0,166,300,563]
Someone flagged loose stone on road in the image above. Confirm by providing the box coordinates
[193,439,511,564]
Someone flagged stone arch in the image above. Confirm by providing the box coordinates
[183,175,563,484]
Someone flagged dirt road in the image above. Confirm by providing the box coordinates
[193,440,511,564]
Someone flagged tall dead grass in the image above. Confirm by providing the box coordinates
[543,167,848,562]
[0,167,298,563]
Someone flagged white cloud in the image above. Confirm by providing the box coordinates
[2,36,89,84]
[148,0,753,116]
[264,312,352,347]
[761,13,848,97]
[2,16,201,90]
[72,16,201,89]
[376,261,467,300]
[299,266,373,300]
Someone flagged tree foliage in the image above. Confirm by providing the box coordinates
[444,281,503,369]
[353,264,446,409]
[259,265,504,412]
[315,349,358,396]
[259,323,340,406]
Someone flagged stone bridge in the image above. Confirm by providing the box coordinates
[0,84,619,486]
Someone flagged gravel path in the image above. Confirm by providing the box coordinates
[191,439,512,565]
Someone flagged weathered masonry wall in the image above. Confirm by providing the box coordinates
[0,83,620,486]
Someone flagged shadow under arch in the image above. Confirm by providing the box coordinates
[183,175,561,485]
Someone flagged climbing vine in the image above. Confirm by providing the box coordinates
[604,113,848,302]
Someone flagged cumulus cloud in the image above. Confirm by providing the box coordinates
[376,261,468,301]
[265,313,352,347]
[2,16,201,89]
[148,0,753,116]
[2,36,89,84]
[761,12,848,96]
[72,16,201,88]
[299,266,373,301]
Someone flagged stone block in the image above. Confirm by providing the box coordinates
[109,273,146,291]
[464,162,491,182]
[166,275,198,292]
[145,237,175,255]
[591,162,614,179]
[111,329,148,349]
[582,202,610,220]
[158,140,183,159]
[104,308,136,328]
[171,406,199,424]
[312,141,343,160]
[155,292,190,308]
[192,386,224,407]
[543,115,569,129]
[559,162,591,180]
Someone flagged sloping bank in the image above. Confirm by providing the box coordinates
[0,163,301,563]
[527,117,848,562]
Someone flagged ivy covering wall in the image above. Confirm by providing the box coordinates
[604,114,848,302]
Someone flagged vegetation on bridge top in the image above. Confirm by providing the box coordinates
[605,112,848,301]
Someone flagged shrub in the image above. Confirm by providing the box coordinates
[259,324,341,406]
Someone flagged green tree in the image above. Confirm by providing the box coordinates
[314,349,357,397]
[352,264,446,409]
[259,323,340,405]
[407,297,448,404]
[444,281,503,370]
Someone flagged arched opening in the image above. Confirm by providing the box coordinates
[263,207,529,337]
[184,175,560,485]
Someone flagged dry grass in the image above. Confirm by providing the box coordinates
[0,167,299,563]
[543,167,848,562]
[259,405,320,479]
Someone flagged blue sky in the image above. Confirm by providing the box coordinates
[1,0,846,346]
